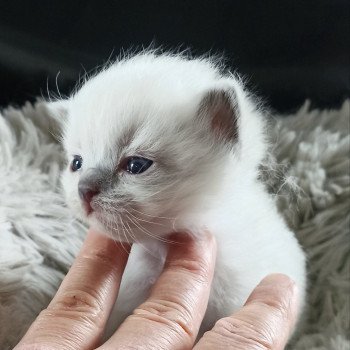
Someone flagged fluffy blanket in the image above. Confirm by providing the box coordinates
[0,100,349,349]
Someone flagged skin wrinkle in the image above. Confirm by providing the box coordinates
[133,298,195,337]
[152,277,204,316]
[130,307,194,340]
[49,290,103,318]
[164,260,211,284]
[210,317,276,350]
[199,330,268,350]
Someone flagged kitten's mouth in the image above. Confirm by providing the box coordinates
[85,204,93,216]
[81,200,95,217]
[82,201,109,221]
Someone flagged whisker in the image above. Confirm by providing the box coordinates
[125,211,176,244]
[55,71,62,99]
[125,212,159,240]
[123,215,160,258]
[125,208,166,227]
[104,215,131,255]
[128,207,175,221]
[119,214,132,244]
[133,178,183,200]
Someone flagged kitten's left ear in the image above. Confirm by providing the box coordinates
[197,87,239,145]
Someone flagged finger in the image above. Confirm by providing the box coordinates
[194,274,300,350]
[15,229,131,350]
[100,232,217,350]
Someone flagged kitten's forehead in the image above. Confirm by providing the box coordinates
[65,55,218,162]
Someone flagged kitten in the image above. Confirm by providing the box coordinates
[51,52,306,337]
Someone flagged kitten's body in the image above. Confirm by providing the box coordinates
[54,52,306,336]
[113,175,305,335]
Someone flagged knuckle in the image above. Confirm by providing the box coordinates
[259,298,291,321]
[47,288,103,325]
[256,288,297,322]
[133,299,195,339]
[212,317,275,350]
[167,257,210,282]
[56,289,101,311]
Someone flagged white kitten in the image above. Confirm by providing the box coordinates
[52,52,306,337]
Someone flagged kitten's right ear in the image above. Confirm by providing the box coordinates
[196,86,239,146]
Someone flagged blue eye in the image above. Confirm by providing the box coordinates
[126,157,153,174]
[71,155,83,172]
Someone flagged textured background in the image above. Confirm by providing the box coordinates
[0,100,349,349]
[0,0,349,111]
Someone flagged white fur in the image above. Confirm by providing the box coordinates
[57,52,306,336]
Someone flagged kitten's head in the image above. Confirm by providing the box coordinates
[52,53,265,242]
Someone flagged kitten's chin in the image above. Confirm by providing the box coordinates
[85,214,133,243]
[81,207,178,244]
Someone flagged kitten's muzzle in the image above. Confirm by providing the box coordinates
[78,176,101,215]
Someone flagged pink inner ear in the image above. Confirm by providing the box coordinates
[206,90,238,143]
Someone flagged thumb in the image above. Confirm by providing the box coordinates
[194,274,300,350]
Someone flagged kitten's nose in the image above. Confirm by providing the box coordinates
[78,181,100,214]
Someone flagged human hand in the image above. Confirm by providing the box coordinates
[15,229,299,350]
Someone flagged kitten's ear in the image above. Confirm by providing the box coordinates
[197,88,239,144]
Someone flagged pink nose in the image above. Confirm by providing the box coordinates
[78,185,100,214]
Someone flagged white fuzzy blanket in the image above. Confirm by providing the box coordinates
[0,100,349,349]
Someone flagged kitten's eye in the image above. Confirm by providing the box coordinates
[71,155,83,172]
[125,157,153,174]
